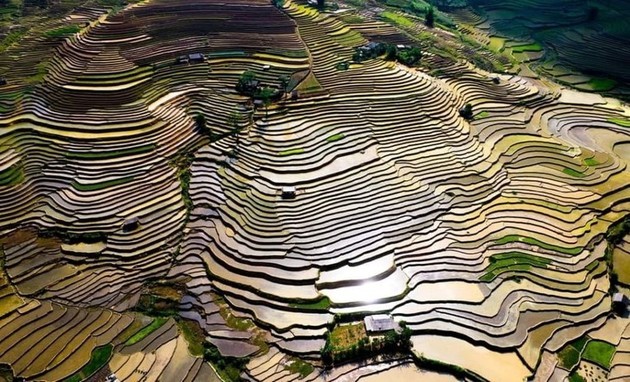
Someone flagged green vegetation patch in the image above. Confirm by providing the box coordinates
[0,163,24,187]
[215,296,255,331]
[480,251,552,282]
[510,42,543,53]
[330,322,366,350]
[177,319,205,356]
[135,282,186,317]
[71,176,134,191]
[474,111,490,120]
[44,25,81,38]
[582,340,615,369]
[290,296,331,311]
[558,346,581,370]
[64,344,113,382]
[125,317,168,346]
[204,343,249,382]
[556,336,588,370]
[380,11,414,28]
[66,144,156,160]
[568,371,586,382]
[284,358,314,379]
[495,235,583,255]
[322,322,412,365]
[278,148,305,156]
[587,77,617,92]
[0,30,27,53]
[562,167,586,178]
[326,133,345,142]
[608,118,630,128]
[583,157,599,166]
[296,72,323,93]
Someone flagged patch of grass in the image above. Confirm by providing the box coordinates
[330,322,367,350]
[177,319,205,356]
[278,148,304,156]
[556,335,589,370]
[71,176,134,191]
[44,24,81,38]
[588,77,617,92]
[568,371,586,382]
[558,346,581,370]
[488,36,507,52]
[583,157,599,166]
[295,72,322,93]
[64,344,113,382]
[290,296,331,311]
[0,163,24,186]
[125,317,168,346]
[510,42,543,53]
[326,133,345,142]
[380,11,414,28]
[474,111,490,120]
[0,29,27,53]
[582,340,615,369]
[66,144,156,159]
[608,117,630,127]
[480,251,552,282]
[284,358,314,379]
[495,235,583,255]
[562,167,586,178]
[215,297,254,331]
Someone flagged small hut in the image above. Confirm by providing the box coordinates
[122,217,140,232]
[281,186,296,199]
[188,53,205,64]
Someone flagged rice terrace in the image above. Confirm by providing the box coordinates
[0,0,629,381]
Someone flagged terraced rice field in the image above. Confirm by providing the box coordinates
[0,0,629,381]
[456,0,630,98]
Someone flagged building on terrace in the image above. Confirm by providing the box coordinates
[281,186,296,199]
[364,314,398,334]
[613,293,629,316]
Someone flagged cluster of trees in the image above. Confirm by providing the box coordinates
[321,323,413,365]
[395,46,422,66]
[352,43,422,66]
[236,71,288,99]
[204,343,249,382]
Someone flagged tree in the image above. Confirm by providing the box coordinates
[317,0,324,9]
[385,44,398,61]
[236,70,256,94]
[258,87,275,120]
[460,103,473,120]
[397,47,422,66]
[278,75,290,97]
[425,6,435,28]
[195,113,208,133]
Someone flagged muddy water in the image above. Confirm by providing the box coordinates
[358,365,458,382]
[411,335,531,382]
